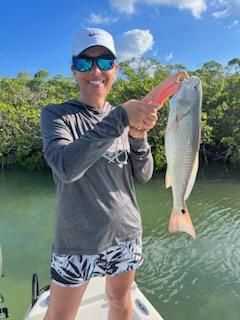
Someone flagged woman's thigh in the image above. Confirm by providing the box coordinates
[105,269,136,301]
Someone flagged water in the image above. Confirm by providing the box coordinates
[0,165,240,320]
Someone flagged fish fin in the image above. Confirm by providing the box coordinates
[165,170,172,188]
[168,206,196,239]
[184,152,199,201]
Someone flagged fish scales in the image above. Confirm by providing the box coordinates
[164,76,202,238]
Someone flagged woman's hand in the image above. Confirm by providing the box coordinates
[122,99,158,138]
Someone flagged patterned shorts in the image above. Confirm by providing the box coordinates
[51,238,143,287]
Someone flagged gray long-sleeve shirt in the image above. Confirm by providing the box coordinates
[40,99,153,255]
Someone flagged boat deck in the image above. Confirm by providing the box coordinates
[24,277,164,320]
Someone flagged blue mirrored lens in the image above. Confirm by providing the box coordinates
[74,58,92,72]
[97,58,114,71]
[74,56,114,72]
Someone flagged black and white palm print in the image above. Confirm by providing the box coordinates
[51,238,142,287]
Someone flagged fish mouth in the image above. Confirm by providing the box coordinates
[183,76,201,86]
[180,76,202,93]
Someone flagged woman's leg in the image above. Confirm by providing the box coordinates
[105,270,136,320]
[44,280,89,320]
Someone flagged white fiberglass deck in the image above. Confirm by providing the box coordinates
[24,277,164,320]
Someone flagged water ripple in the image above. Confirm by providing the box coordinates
[139,188,240,305]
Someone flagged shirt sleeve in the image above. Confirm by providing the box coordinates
[40,105,129,183]
[128,134,154,183]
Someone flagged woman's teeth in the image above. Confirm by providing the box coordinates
[89,80,104,85]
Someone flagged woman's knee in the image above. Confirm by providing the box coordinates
[105,286,131,309]
[44,304,78,320]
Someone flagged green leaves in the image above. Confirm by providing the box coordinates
[0,57,239,170]
[0,73,78,169]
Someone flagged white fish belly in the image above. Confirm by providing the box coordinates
[165,109,200,212]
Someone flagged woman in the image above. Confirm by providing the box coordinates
[41,27,158,320]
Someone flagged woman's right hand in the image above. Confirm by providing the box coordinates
[122,99,158,131]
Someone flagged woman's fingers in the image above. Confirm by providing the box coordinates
[142,116,158,129]
[122,100,158,128]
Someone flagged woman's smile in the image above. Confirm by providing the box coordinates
[88,78,105,86]
[73,46,118,108]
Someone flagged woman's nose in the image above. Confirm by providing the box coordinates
[90,62,101,74]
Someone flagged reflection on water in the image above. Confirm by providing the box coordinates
[0,165,240,319]
[136,164,240,320]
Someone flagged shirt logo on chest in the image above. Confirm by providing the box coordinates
[101,130,130,168]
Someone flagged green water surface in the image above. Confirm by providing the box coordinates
[0,165,240,319]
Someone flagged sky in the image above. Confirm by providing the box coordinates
[0,0,239,78]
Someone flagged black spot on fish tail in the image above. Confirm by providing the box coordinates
[181,209,185,214]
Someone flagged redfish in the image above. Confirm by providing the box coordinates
[165,76,202,238]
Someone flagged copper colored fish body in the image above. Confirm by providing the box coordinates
[165,76,202,238]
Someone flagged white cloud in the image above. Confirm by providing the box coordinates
[165,52,173,62]
[212,8,230,17]
[109,0,207,18]
[117,29,154,61]
[109,0,240,20]
[228,19,239,28]
[145,0,207,18]
[87,13,118,24]
[212,0,240,19]
[109,0,136,14]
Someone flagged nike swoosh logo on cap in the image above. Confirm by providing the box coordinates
[89,33,101,37]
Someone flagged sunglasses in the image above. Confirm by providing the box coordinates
[73,55,115,72]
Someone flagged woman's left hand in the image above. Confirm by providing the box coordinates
[129,108,158,139]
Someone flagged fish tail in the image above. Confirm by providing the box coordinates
[168,206,196,239]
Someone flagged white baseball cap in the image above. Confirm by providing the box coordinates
[72,28,117,58]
